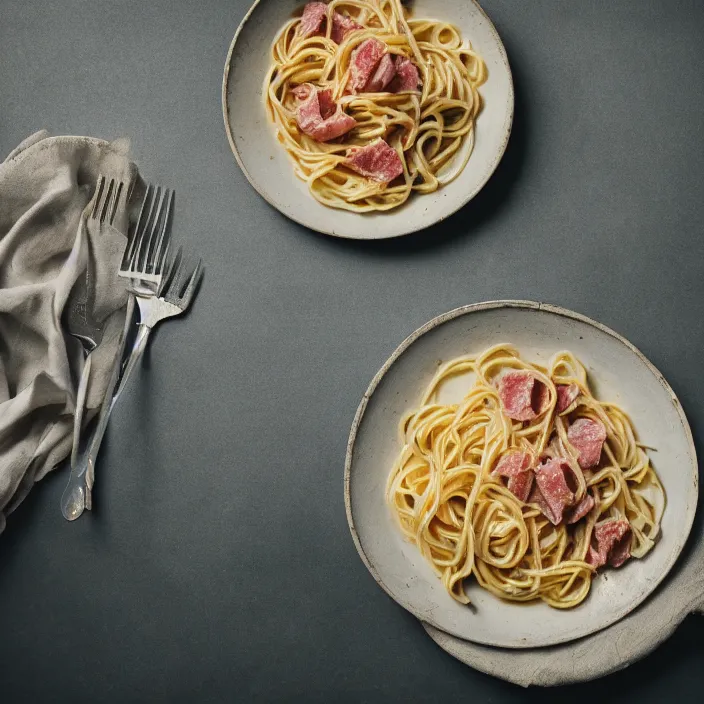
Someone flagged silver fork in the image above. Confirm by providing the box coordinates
[65,176,125,358]
[64,176,125,466]
[116,184,175,367]
[61,183,174,521]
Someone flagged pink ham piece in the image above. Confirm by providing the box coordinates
[532,458,575,525]
[556,383,579,413]
[534,382,550,416]
[389,56,421,92]
[492,451,532,477]
[295,85,356,142]
[507,471,534,503]
[347,38,387,93]
[297,2,328,39]
[292,85,312,99]
[608,526,633,567]
[586,546,600,566]
[345,139,404,182]
[497,371,551,422]
[564,492,595,525]
[567,417,607,469]
[586,519,632,568]
[363,53,397,92]
[292,84,335,118]
[331,12,362,44]
[527,483,552,521]
[318,89,337,119]
[492,451,534,502]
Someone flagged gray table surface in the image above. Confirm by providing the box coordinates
[2,0,704,701]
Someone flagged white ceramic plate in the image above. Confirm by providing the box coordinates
[344,301,698,648]
[222,0,514,239]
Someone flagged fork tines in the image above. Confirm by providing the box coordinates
[161,247,203,309]
[90,174,125,225]
[121,184,174,281]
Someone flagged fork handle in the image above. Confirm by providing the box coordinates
[81,325,152,492]
[71,353,93,468]
[60,354,94,520]
[108,323,151,408]
[61,295,139,521]
[83,322,152,509]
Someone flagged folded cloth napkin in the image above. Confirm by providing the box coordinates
[0,132,138,532]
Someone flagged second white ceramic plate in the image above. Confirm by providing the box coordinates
[223,0,514,239]
[345,301,698,648]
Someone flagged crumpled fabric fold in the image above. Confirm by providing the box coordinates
[0,132,138,532]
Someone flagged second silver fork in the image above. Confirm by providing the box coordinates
[120,247,202,386]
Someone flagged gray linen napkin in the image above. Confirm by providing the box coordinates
[0,132,138,532]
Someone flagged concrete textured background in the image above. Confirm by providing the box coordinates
[1,0,703,701]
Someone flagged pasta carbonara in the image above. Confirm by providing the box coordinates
[264,0,486,212]
[386,345,665,609]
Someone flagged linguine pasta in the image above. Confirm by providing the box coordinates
[386,344,665,609]
[264,0,486,212]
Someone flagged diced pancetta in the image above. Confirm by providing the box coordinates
[532,458,575,525]
[331,12,362,44]
[564,492,595,524]
[292,84,313,100]
[293,83,335,118]
[527,483,553,522]
[295,84,356,142]
[347,38,387,93]
[364,53,397,92]
[492,451,534,502]
[492,451,533,477]
[497,371,551,422]
[608,527,633,567]
[389,56,421,92]
[507,471,534,503]
[586,519,632,568]
[297,2,327,39]
[345,139,404,182]
[567,417,607,469]
[556,383,579,413]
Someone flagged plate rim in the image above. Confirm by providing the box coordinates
[221,0,515,239]
[344,299,699,647]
